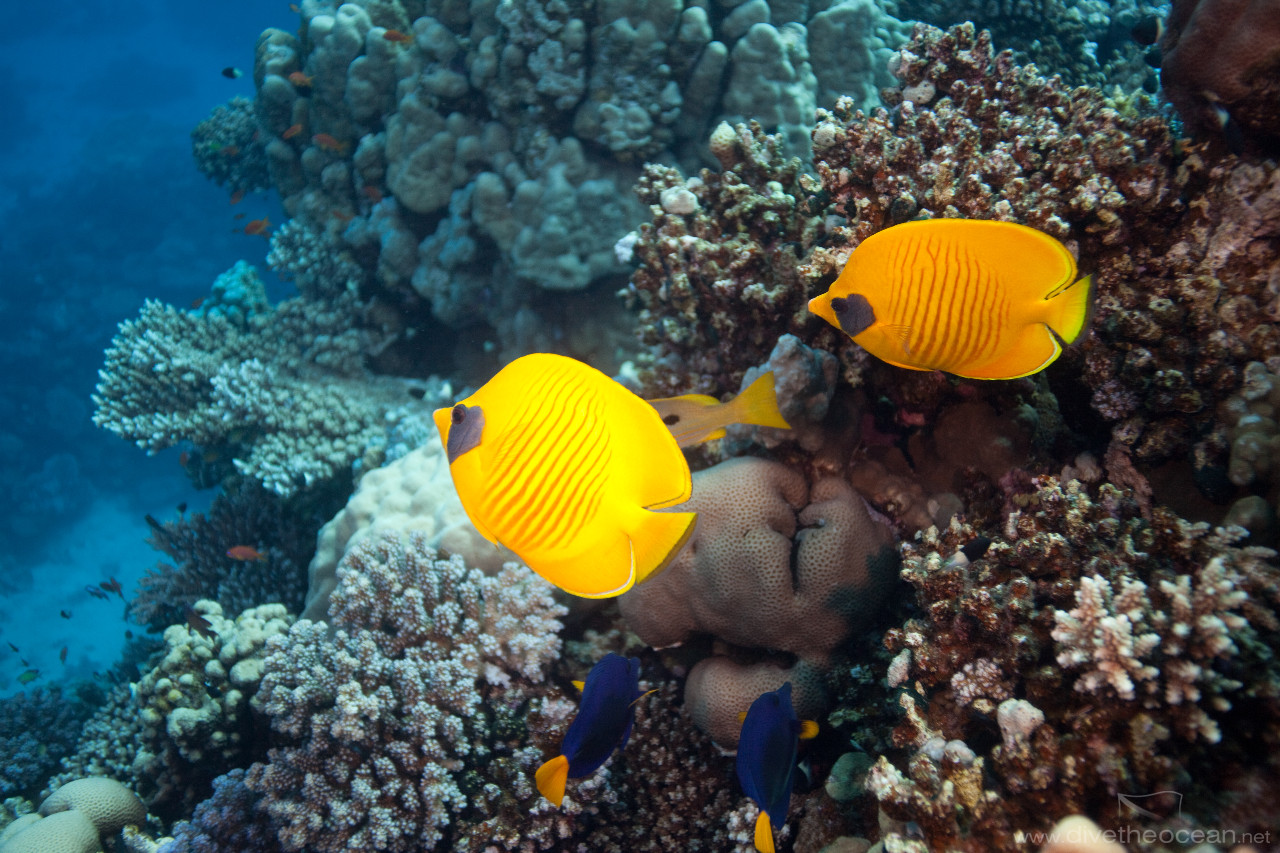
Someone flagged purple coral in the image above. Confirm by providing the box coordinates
[243,531,565,852]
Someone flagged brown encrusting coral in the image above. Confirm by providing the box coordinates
[868,476,1280,850]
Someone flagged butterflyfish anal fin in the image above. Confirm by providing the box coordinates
[628,508,697,586]
[754,810,776,853]
[535,754,570,807]
[961,322,1062,380]
[541,529,635,598]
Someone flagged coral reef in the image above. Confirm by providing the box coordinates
[191,97,272,196]
[870,476,1280,849]
[1160,0,1280,153]
[1,777,146,853]
[0,688,99,799]
[243,531,566,851]
[300,430,515,622]
[239,0,909,361]
[92,262,436,497]
[132,481,328,632]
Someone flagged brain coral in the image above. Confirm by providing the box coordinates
[244,531,566,851]
[619,456,897,664]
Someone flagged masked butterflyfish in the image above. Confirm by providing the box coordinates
[536,653,651,806]
[808,219,1094,380]
[648,371,791,446]
[433,353,697,598]
[737,682,819,853]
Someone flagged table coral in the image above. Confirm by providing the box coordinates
[871,476,1280,849]
[92,263,431,497]
[243,531,566,851]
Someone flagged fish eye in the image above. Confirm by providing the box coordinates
[451,404,468,424]
[662,414,680,425]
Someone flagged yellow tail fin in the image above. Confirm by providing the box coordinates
[754,810,775,853]
[535,755,570,806]
[730,372,792,431]
[1044,273,1094,345]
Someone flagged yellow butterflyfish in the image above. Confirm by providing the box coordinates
[648,371,791,446]
[433,353,698,598]
[808,219,1094,380]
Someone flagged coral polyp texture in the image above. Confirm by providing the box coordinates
[242,531,567,851]
[92,262,425,497]
[237,0,908,361]
[872,476,1280,850]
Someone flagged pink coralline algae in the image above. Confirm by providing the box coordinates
[870,476,1280,850]
[243,531,566,852]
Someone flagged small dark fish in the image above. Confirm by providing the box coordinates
[59,647,68,664]
[736,682,818,853]
[17,669,39,685]
[177,502,188,514]
[20,658,29,667]
[85,585,110,601]
[144,514,164,532]
[945,536,993,569]
[221,66,244,79]
[536,654,651,806]
[7,642,17,653]
[60,610,72,619]
[125,630,134,640]
[1210,101,1245,155]
[1130,16,1163,46]
[186,609,216,640]
[100,578,123,598]
[408,387,426,400]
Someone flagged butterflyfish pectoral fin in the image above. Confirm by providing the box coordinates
[798,720,819,740]
[535,754,570,806]
[754,810,776,853]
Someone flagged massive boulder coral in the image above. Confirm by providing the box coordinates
[92,262,427,497]
[869,476,1280,849]
[243,531,567,851]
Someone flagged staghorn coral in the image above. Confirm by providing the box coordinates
[92,263,432,497]
[156,769,278,853]
[44,686,147,803]
[243,531,566,852]
[870,476,1280,850]
[131,480,329,632]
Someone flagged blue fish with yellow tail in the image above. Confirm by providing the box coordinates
[736,682,819,853]
[536,653,650,806]
[809,219,1094,380]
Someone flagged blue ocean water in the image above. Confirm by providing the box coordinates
[0,0,289,695]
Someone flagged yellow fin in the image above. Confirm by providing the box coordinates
[1043,273,1094,345]
[738,710,748,725]
[628,508,697,586]
[799,720,819,740]
[726,371,791,431]
[571,680,585,692]
[535,754,570,807]
[754,810,775,853]
[961,322,1061,380]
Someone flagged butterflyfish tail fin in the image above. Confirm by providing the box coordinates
[730,372,791,431]
[1043,272,1094,345]
[628,509,697,586]
[799,720,819,740]
[535,755,570,807]
[754,810,776,853]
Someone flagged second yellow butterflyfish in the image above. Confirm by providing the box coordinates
[808,219,1093,380]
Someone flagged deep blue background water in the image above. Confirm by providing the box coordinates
[0,0,294,692]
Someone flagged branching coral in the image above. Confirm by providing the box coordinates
[92,263,428,496]
[871,476,1280,849]
[191,97,272,196]
[0,688,99,799]
[243,531,566,852]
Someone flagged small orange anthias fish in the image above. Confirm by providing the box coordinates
[227,545,267,561]
[289,2,300,11]
[362,185,383,203]
[100,577,124,599]
[221,145,241,158]
[287,70,313,88]
[311,133,345,153]
[242,217,272,237]
[382,28,412,43]
[59,646,68,664]
[229,188,245,205]
[282,123,303,140]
